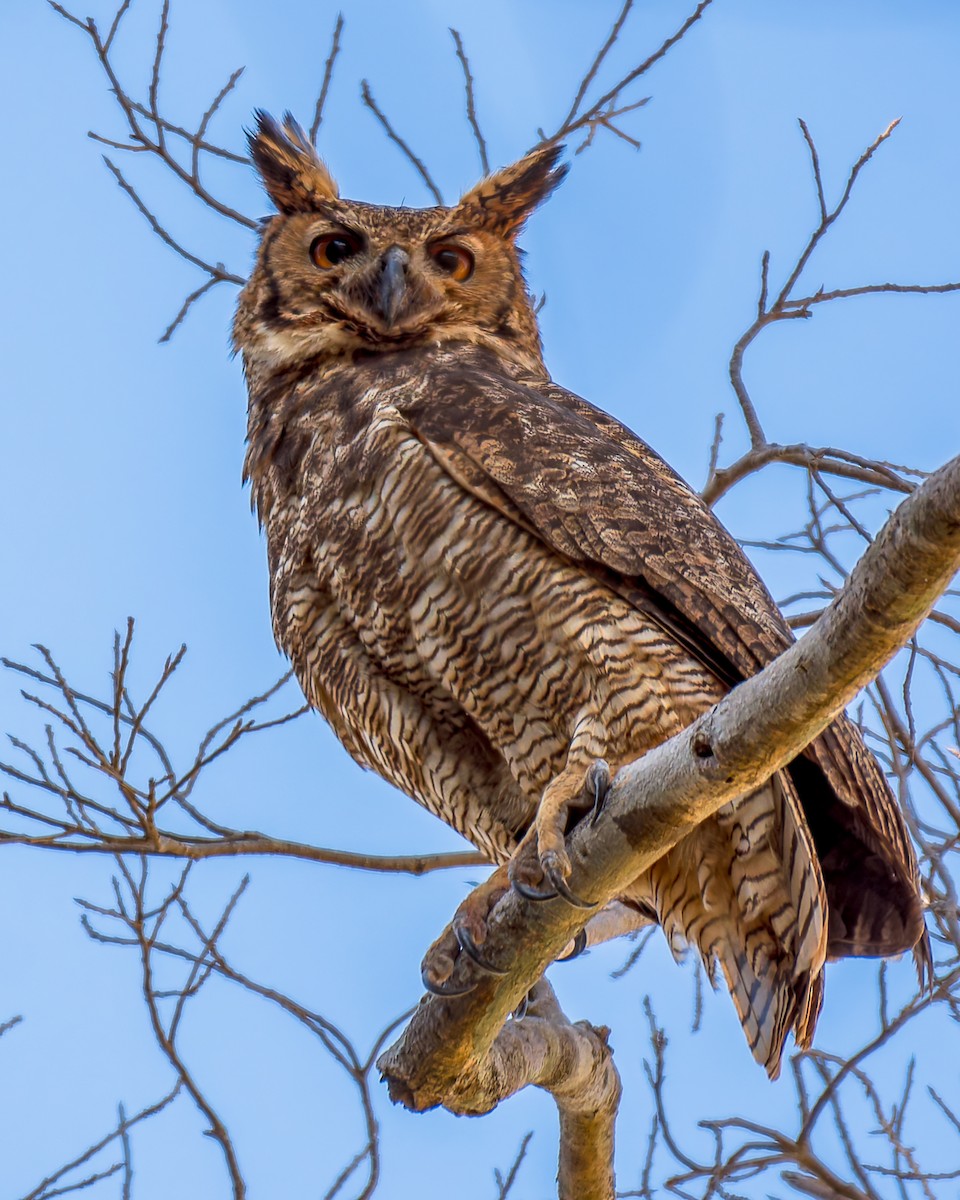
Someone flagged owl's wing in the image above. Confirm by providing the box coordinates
[396,351,928,964]
[405,360,791,680]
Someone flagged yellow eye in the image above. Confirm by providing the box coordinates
[310,233,362,269]
[429,243,474,282]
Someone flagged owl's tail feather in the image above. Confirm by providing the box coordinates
[629,771,828,1078]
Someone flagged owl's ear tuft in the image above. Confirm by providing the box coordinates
[247,110,340,214]
[456,144,568,237]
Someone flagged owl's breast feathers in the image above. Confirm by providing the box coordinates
[244,343,928,971]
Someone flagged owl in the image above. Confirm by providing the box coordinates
[235,112,928,1078]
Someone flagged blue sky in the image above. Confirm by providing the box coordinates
[1,2,958,1196]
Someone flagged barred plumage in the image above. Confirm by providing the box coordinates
[236,113,929,1077]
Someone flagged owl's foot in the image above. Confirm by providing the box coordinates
[508,833,559,902]
[515,759,610,908]
[507,827,594,907]
[421,867,511,996]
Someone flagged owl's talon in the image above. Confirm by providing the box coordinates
[511,876,559,902]
[541,846,572,880]
[587,759,612,825]
[512,990,533,1020]
[557,927,589,962]
[420,865,511,995]
[507,846,558,902]
[421,967,477,998]
[546,866,598,910]
[455,922,509,976]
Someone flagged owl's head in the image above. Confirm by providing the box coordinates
[234,112,567,377]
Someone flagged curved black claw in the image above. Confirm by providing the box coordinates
[512,991,531,1021]
[420,965,477,998]
[455,924,509,977]
[588,760,612,826]
[508,854,559,902]
[557,927,589,963]
[546,866,599,910]
[510,875,559,903]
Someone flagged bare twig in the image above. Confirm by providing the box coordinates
[359,80,444,204]
[47,0,255,339]
[1,634,486,877]
[450,28,489,175]
[102,157,244,283]
[547,0,714,151]
[310,13,344,144]
[19,1085,181,1200]
[557,0,634,134]
[704,118,960,504]
[78,865,413,1200]
[128,865,246,1196]
[0,1014,23,1039]
[493,1131,534,1199]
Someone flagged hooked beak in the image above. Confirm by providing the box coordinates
[377,245,409,326]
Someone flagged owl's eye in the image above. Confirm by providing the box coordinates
[310,233,362,269]
[429,243,474,282]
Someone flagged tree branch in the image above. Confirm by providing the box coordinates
[704,118,960,505]
[359,80,444,204]
[1,631,488,877]
[546,0,714,150]
[310,12,344,144]
[450,28,489,175]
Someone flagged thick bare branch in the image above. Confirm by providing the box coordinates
[388,980,619,1200]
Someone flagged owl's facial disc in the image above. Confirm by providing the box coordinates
[325,244,447,343]
[300,224,477,349]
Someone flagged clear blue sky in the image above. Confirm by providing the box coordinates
[1,2,958,1196]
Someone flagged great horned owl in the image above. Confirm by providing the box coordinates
[235,112,928,1077]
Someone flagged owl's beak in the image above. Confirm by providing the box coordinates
[377,245,409,326]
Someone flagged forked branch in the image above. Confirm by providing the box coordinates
[48,0,344,339]
[704,119,960,506]
[545,0,714,151]
[75,861,412,1200]
[0,623,485,877]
